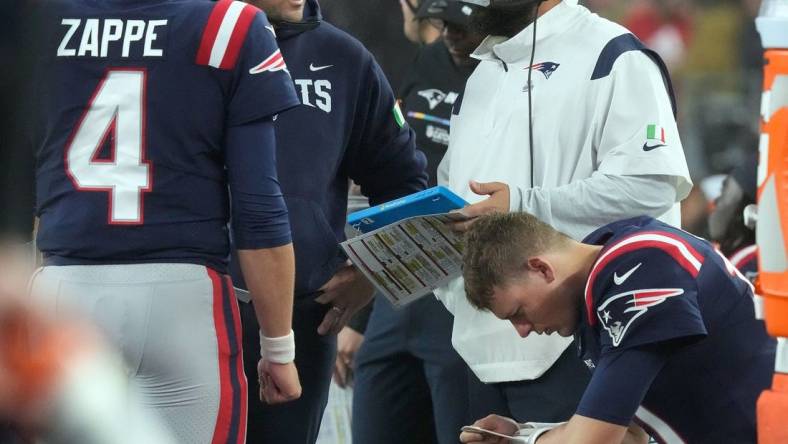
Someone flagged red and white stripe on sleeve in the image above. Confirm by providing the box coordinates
[196,0,259,70]
[584,231,705,325]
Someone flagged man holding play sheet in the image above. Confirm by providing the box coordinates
[437,0,693,424]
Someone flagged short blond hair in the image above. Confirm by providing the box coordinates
[463,213,569,310]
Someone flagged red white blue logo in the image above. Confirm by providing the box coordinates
[597,288,684,346]
[527,62,560,79]
[249,49,287,74]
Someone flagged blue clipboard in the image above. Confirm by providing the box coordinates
[347,186,467,233]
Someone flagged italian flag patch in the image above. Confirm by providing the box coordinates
[393,102,405,128]
[646,124,665,143]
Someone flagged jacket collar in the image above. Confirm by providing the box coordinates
[273,0,321,41]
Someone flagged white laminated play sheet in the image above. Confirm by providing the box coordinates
[341,212,466,308]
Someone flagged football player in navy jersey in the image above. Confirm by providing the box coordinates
[459,213,775,444]
[31,1,303,442]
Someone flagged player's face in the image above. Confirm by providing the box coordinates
[248,0,305,23]
[489,270,579,338]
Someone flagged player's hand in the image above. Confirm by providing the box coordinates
[258,359,302,405]
[315,262,374,336]
[333,327,364,388]
[450,181,510,233]
[460,415,520,443]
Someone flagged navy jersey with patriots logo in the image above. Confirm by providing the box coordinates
[33,0,300,271]
[575,217,775,443]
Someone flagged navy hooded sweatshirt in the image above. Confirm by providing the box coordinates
[231,0,428,297]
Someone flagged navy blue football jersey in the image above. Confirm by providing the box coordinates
[34,0,300,270]
[575,217,775,443]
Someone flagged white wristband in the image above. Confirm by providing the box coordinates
[259,330,295,364]
[527,427,550,444]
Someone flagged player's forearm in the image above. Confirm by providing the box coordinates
[534,415,627,444]
[536,427,641,444]
[237,245,295,338]
[621,423,649,444]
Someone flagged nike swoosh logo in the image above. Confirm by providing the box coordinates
[643,142,667,151]
[613,262,642,285]
[309,63,333,72]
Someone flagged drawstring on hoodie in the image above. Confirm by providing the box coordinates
[527,1,543,189]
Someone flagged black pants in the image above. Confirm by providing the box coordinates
[240,297,336,444]
[352,295,470,444]
[467,342,592,424]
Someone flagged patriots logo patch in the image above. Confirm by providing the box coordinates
[249,49,287,74]
[597,288,684,346]
[527,62,560,79]
[417,88,447,110]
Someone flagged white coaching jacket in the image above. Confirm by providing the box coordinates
[436,0,692,383]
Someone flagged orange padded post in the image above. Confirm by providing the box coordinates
[758,373,788,444]
[758,49,788,337]
[756,46,788,444]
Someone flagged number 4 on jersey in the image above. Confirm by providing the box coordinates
[65,69,152,224]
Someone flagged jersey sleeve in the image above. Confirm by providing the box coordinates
[196,1,300,126]
[225,118,291,250]
[343,53,428,205]
[576,344,668,426]
[588,244,707,351]
[592,40,691,200]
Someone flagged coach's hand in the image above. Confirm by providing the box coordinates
[258,359,302,405]
[460,415,520,443]
[333,326,364,388]
[450,181,510,233]
[316,262,375,336]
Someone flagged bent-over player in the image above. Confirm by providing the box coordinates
[460,213,775,444]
